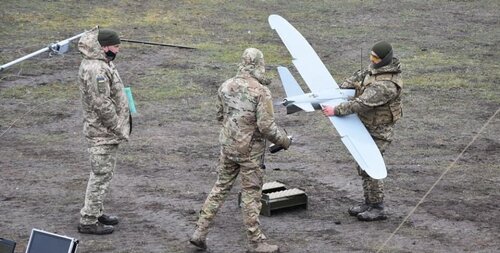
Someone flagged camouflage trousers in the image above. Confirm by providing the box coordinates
[196,151,267,242]
[80,144,118,225]
[357,138,391,204]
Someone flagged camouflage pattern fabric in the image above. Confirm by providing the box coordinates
[336,58,403,204]
[336,58,402,141]
[196,48,289,243]
[78,27,130,146]
[217,51,289,158]
[197,152,266,242]
[80,144,118,225]
[78,27,129,225]
[357,138,390,204]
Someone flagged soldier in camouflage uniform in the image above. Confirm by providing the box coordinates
[77,27,131,234]
[190,48,291,253]
[322,41,402,221]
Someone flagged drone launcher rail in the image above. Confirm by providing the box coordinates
[0,31,87,72]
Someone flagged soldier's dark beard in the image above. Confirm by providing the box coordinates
[105,50,117,61]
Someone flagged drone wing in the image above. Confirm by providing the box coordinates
[269,14,387,179]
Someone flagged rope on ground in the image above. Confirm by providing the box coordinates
[0,98,59,139]
[376,106,500,253]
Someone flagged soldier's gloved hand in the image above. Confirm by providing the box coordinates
[269,135,292,153]
[282,135,292,150]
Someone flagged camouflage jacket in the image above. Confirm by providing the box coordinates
[216,72,288,158]
[78,27,130,146]
[336,58,403,141]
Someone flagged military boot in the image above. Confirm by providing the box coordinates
[357,203,387,221]
[78,222,114,235]
[247,240,279,253]
[98,214,119,225]
[189,227,208,250]
[348,202,370,216]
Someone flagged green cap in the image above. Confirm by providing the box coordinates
[98,29,121,47]
[371,41,392,59]
[371,41,393,68]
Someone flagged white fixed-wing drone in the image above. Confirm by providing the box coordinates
[269,14,387,179]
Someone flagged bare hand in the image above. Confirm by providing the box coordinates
[322,105,335,117]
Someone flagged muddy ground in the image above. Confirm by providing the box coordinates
[0,1,499,253]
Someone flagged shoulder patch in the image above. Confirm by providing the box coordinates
[96,75,106,83]
[96,75,109,94]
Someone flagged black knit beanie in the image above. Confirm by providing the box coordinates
[98,29,121,47]
[371,41,393,68]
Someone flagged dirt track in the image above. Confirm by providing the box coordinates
[1,1,499,253]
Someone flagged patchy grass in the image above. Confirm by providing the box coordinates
[1,1,500,253]
[136,84,203,101]
[20,132,70,144]
[402,50,500,102]
[134,68,204,101]
[0,82,78,100]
